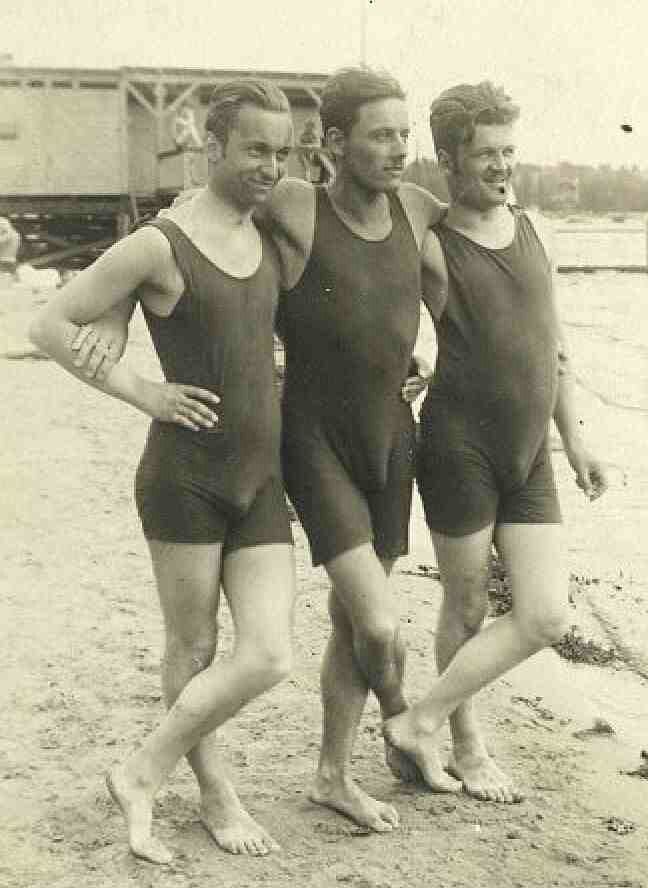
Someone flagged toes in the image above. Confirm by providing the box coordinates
[380,805,400,829]
[368,815,394,833]
[262,833,281,853]
[132,838,172,865]
[252,837,271,856]
[438,773,462,794]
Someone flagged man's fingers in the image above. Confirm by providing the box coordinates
[83,345,110,380]
[172,412,201,431]
[72,328,98,366]
[182,385,220,405]
[93,356,118,384]
[180,397,218,426]
[71,324,94,352]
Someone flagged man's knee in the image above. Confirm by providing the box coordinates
[237,639,293,691]
[441,560,491,633]
[448,587,489,634]
[353,614,402,666]
[516,600,570,648]
[165,632,217,675]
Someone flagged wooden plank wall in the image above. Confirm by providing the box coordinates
[0,82,124,195]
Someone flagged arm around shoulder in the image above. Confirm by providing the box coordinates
[400,181,447,224]
[258,177,314,251]
[421,229,448,321]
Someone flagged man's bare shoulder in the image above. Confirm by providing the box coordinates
[266,177,315,216]
[421,228,447,275]
[399,181,446,223]
[259,177,315,256]
[85,224,176,299]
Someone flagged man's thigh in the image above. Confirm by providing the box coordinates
[495,522,567,621]
[325,543,399,632]
[431,525,494,602]
[221,543,296,650]
[147,540,223,642]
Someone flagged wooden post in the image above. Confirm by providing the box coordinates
[116,212,130,240]
[154,80,167,191]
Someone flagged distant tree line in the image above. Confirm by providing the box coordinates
[403,158,648,213]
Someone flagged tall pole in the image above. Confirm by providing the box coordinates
[360,0,368,64]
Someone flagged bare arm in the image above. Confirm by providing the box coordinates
[528,212,608,500]
[401,230,447,402]
[70,296,135,381]
[397,182,446,250]
[30,229,219,431]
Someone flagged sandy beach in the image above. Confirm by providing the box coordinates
[1,270,647,888]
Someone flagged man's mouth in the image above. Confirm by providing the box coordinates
[485,179,509,194]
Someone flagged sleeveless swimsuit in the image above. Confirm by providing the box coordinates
[417,208,562,536]
[134,218,292,549]
[277,188,421,565]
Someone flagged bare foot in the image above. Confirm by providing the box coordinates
[448,745,523,803]
[384,737,422,783]
[309,774,399,832]
[201,791,280,856]
[106,769,172,865]
[383,714,460,794]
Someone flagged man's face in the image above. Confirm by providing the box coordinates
[338,98,410,193]
[450,123,516,210]
[215,104,294,208]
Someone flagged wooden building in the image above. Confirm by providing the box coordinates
[0,66,327,267]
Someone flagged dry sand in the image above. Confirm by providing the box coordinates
[1,272,647,888]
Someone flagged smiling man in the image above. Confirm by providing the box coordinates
[31,79,297,863]
[385,81,608,803]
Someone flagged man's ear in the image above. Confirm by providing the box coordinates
[206,132,225,163]
[325,127,345,162]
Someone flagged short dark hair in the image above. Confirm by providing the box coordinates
[429,82,520,160]
[205,78,291,145]
[320,66,406,137]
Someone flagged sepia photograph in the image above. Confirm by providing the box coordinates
[1,2,647,886]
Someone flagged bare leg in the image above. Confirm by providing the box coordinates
[150,542,281,855]
[385,523,569,800]
[310,544,456,828]
[430,527,520,801]
[108,543,295,862]
[310,559,399,831]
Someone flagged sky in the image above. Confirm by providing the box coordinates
[4,0,648,168]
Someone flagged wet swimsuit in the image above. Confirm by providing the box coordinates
[135,218,292,549]
[417,208,562,536]
[277,188,420,566]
